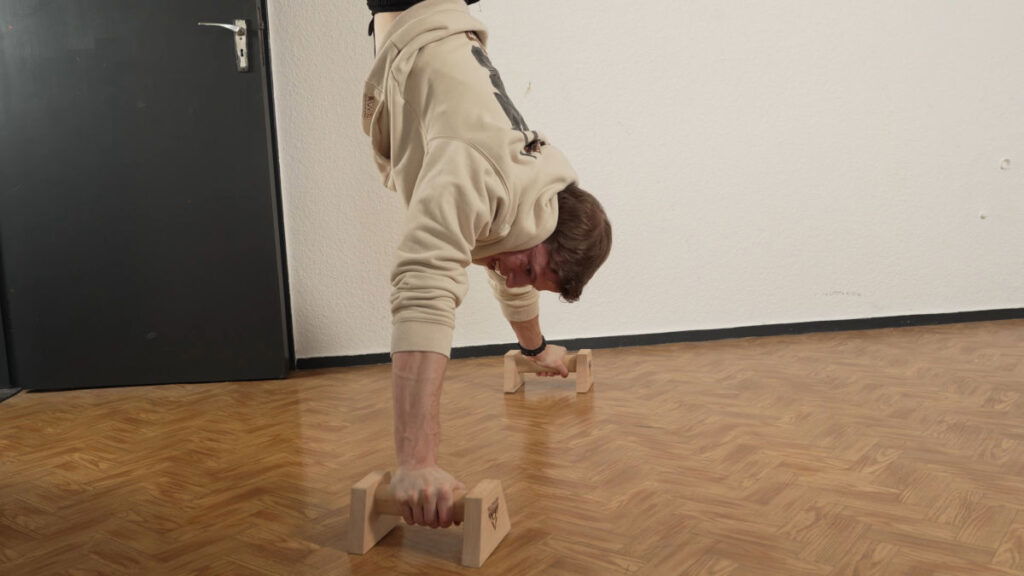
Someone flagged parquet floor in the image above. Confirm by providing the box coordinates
[2,319,1023,575]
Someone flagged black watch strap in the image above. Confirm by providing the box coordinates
[519,336,547,357]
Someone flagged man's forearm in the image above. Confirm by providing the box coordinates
[391,351,448,468]
[509,316,544,349]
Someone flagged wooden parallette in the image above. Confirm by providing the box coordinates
[504,349,594,394]
[347,471,511,568]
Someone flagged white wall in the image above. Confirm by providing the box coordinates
[267,0,1024,360]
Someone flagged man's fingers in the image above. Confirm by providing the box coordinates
[410,490,425,525]
[537,367,568,377]
[420,488,439,528]
[436,487,454,528]
[390,467,463,527]
[400,495,415,525]
[454,482,466,525]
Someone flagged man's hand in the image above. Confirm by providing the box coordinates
[508,316,567,377]
[528,343,569,377]
[391,465,466,528]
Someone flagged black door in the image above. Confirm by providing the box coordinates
[0,0,291,390]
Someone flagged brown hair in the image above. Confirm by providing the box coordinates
[544,183,612,302]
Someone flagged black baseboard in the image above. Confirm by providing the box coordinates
[295,307,1024,370]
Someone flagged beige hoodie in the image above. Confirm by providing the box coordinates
[363,0,577,356]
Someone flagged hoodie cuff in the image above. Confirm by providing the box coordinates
[486,269,540,322]
[391,321,455,357]
[499,297,539,323]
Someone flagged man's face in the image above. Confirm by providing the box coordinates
[477,244,560,292]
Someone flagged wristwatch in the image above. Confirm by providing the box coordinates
[519,336,547,357]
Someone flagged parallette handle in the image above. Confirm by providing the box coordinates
[373,482,467,524]
[512,350,590,374]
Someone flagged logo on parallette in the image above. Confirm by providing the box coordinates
[488,498,500,529]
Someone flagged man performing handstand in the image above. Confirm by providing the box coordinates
[363,0,612,529]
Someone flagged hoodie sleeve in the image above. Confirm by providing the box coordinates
[485,269,539,322]
[390,138,503,357]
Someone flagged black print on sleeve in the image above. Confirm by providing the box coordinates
[471,45,543,158]
[472,45,527,131]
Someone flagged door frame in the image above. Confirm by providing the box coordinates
[257,0,296,370]
[0,279,11,389]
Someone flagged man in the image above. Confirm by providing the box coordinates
[363,0,612,529]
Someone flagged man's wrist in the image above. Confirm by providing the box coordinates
[519,336,547,357]
[397,456,437,469]
[396,437,438,468]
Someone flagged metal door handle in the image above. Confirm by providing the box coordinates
[198,22,242,34]
[198,19,249,72]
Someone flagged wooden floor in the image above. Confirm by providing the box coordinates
[2,319,1023,575]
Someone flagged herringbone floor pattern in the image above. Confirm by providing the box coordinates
[1,319,1023,575]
